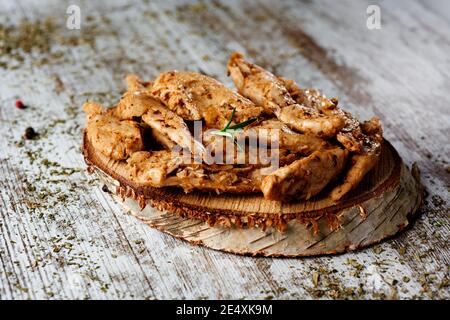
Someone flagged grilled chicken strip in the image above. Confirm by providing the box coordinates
[116,90,206,160]
[330,117,383,201]
[127,150,259,193]
[166,167,259,193]
[125,74,152,92]
[282,79,365,153]
[201,118,329,168]
[141,104,206,160]
[115,91,165,120]
[151,70,264,128]
[256,119,331,154]
[260,147,348,201]
[127,150,183,185]
[227,53,345,138]
[83,102,144,160]
[282,79,384,200]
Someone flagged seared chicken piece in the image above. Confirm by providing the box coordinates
[330,153,377,200]
[127,150,183,185]
[116,91,177,150]
[281,79,384,200]
[202,127,308,170]
[116,89,206,159]
[125,74,152,92]
[83,102,144,160]
[260,147,348,201]
[204,119,329,164]
[330,117,383,200]
[115,91,165,120]
[201,118,327,167]
[127,150,259,193]
[256,119,331,154]
[227,53,345,137]
[150,128,176,150]
[166,167,259,193]
[83,101,103,120]
[278,105,345,139]
[282,79,364,153]
[141,104,206,160]
[336,116,365,153]
[151,71,264,128]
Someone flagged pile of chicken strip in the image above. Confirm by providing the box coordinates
[83,53,383,202]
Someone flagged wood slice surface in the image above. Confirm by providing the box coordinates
[83,133,423,257]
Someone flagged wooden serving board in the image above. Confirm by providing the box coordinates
[83,135,423,257]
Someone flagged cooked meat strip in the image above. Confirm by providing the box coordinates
[336,123,365,153]
[329,153,377,201]
[125,74,152,92]
[278,105,345,139]
[150,128,176,150]
[166,167,259,194]
[227,52,345,138]
[281,79,384,200]
[202,129,303,168]
[115,91,165,120]
[200,118,330,168]
[83,102,144,160]
[281,79,365,153]
[330,117,383,200]
[141,104,206,160]
[83,101,103,120]
[127,150,184,185]
[361,116,383,138]
[127,150,259,193]
[260,147,348,201]
[256,119,331,154]
[151,70,264,128]
[115,90,206,159]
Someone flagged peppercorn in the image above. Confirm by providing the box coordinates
[23,127,38,140]
[15,100,27,109]
[101,184,110,193]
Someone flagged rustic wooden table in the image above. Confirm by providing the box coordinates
[0,0,449,300]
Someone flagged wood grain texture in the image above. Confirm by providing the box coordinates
[0,0,449,299]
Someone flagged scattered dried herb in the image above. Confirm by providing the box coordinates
[312,272,319,287]
[0,17,109,69]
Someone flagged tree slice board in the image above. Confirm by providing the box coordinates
[83,134,423,257]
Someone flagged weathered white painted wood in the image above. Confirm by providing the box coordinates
[0,0,448,299]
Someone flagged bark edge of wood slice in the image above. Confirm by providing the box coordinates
[82,132,423,257]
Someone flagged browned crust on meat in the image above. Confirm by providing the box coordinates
[82,131,402,231]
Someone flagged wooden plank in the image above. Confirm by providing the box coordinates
[0,0,448,299]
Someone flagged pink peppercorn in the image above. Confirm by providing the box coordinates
[15,100,26,109]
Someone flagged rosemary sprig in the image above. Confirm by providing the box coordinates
[211,108,258,151]
[222,107,236,132]
[216,107,258,133]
